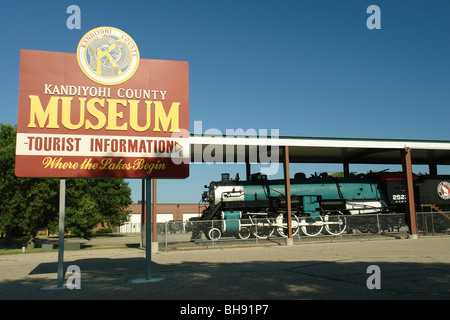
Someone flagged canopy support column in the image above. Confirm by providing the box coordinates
[401,148,418,238]
[283,146,293,245]
[429,163,437,176]
[343,162,350,177]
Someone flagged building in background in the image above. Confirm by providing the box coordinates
[120,203,206,234]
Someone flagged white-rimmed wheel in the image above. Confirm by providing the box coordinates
[300,216,324,236]
[237,227,251,239]
[251,217,275,239]
[324,211,347,235]
[276,214,300,237]
[207,227,222,241]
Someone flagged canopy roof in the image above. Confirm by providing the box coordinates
[189,135,450,165]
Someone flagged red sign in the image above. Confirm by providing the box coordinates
[15,27,189,178]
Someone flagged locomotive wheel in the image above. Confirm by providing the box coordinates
[251,217,275,239]
[237,227,251,240]
[207,227,222,241]
[300,216,324,236]
[276,214,300,237]
[324,212,347,235]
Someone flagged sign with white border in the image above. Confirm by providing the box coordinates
[16,27,189,178]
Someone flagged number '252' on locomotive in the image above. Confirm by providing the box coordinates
[190,171,450,241]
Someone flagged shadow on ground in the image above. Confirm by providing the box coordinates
[1,255,449,300]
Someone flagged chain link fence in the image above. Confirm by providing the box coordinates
[417,211,450,236]
[125,212,449,251]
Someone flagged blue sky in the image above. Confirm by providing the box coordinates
[1,0,449,203]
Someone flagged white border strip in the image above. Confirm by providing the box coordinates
[16,133,189,158]
[188,136,450,151]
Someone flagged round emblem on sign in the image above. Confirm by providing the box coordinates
[437,181,450,200]
[77,27,139,85]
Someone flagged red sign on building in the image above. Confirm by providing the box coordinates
[15,27,189,178]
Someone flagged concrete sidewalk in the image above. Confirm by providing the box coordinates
[0,236,449,300]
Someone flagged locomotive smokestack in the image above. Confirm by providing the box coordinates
[221,173,230,182]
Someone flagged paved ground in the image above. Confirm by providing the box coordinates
[0,236,449,302]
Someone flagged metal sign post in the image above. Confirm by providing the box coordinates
[42,178,67,290]
[145,178,152,278]
[57,178,66,287]
[131,178,164,283]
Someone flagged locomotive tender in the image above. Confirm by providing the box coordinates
[191,171,450,240]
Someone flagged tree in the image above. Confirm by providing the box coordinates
[64,178,131,239]
[0,124,133,245]
[330,171,344,178]
[86,178,132,227]
[65,179,101,240]
[0,124,20,245]
[17,178,59,248]
[0,124,59,247]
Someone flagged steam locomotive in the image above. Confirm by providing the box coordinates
[190,171,450,240]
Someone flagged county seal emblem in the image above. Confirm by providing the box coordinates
[77,27,140,85]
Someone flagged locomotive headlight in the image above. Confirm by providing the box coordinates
[209,184,215,203]
[201,183,216,204]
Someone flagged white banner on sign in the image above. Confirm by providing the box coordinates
[16,133,188,158]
